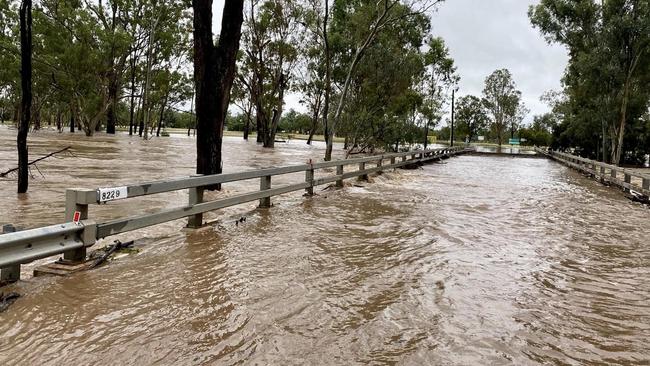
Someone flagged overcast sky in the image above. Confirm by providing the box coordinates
[211,0,568,125]
[431,0,568,123]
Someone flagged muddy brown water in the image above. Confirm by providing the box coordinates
[0,126,648,365]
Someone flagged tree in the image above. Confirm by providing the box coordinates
[482,69,522,145]
[530,0,650,164]
[241,0,304,148]
[323,0,444,160]
[455,95,488,143]
[506,100,529,140]
[519,113,555,147]
[193,0,244,179]
[296,0,326,145]
[329,0,434,154]
[419,36,457,148]
[17,0,31,194]
[232,62,255,140]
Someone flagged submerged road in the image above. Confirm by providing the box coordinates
[0,127,648,365]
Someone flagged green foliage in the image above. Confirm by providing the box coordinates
[278,109,311,133]
[455,95,488,142]
[329,0,454,152]
[482,68,526,145]
[240,0,306,146]
[530,0,650,164]
[0,0,191,136]
[519,113,555,147]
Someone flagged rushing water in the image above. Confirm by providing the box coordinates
[0,126,649,365]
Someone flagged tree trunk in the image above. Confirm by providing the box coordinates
[32,106,40,130]
[255,113,263,143]
[193,0,244,185]
[601,118,607,163]
[423,121,430,149]
[56,110,62,132]
[263,72,286,149]
[18,0,32,194]
[142,19,157,140]
[156,94,168,137]
[612,80,632,165]
[306,117,317,145]
[322,0,331,158]
[243,105,251,140]
[307,94,321,145]
[107,76,118,134]
[138,78,145,137]
[70,111,75,133]
[106,3,119,135]
[128,53,137,136]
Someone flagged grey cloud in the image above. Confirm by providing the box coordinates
[431,0,568,123]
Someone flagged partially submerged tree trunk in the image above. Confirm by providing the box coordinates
[56,110,62,132]
[141,17,158,140]
[105,2,122,135]
[423,120,430,149]
[611,62,638,165]
[193,0,244,183]
[322,0,331,156]
[256,113,263,143]
[243,104,252,140]
[17,0,32,194]
[128,53,137,136]
[187,92,194,137]
[156,94,168,137]
[69,111,75,133]
[106,75,118,134]
[306,88,322,145]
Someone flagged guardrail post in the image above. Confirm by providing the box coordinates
[610,169,617,180]
[402,155,407,162]
[187,187,205,228]
[624,173,631,193]
[599,166,605,181]
[305,165,314,196]
[63,189,89,262]
[390,157,396,165]
[643,178,650,197]
[358,162,368,181]
[259,175,272,208]
[336,165,344,187]
[377,158,383,171]
[1,224,20,283]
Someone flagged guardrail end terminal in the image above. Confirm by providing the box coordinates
[1,224,20,284]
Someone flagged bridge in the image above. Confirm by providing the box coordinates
[0,146,470,283]
[2,146,648,285]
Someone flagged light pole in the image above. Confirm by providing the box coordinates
[450,88,455,147]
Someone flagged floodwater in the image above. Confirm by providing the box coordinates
[0,126,649,365]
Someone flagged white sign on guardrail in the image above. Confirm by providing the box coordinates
[98,187,128,202]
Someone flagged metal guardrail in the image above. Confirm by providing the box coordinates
[0,146,470,282]
[536,147,650,198]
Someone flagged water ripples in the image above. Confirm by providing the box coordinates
[0,130,648,364]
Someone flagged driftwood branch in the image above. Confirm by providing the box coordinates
[0,146,72,177]
[89,240,135,269]
[0,292,20,313]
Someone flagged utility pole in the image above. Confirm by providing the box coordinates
[450,89,455,147]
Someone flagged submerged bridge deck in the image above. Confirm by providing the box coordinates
[0,147,470,283]
[2,146,647,286]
